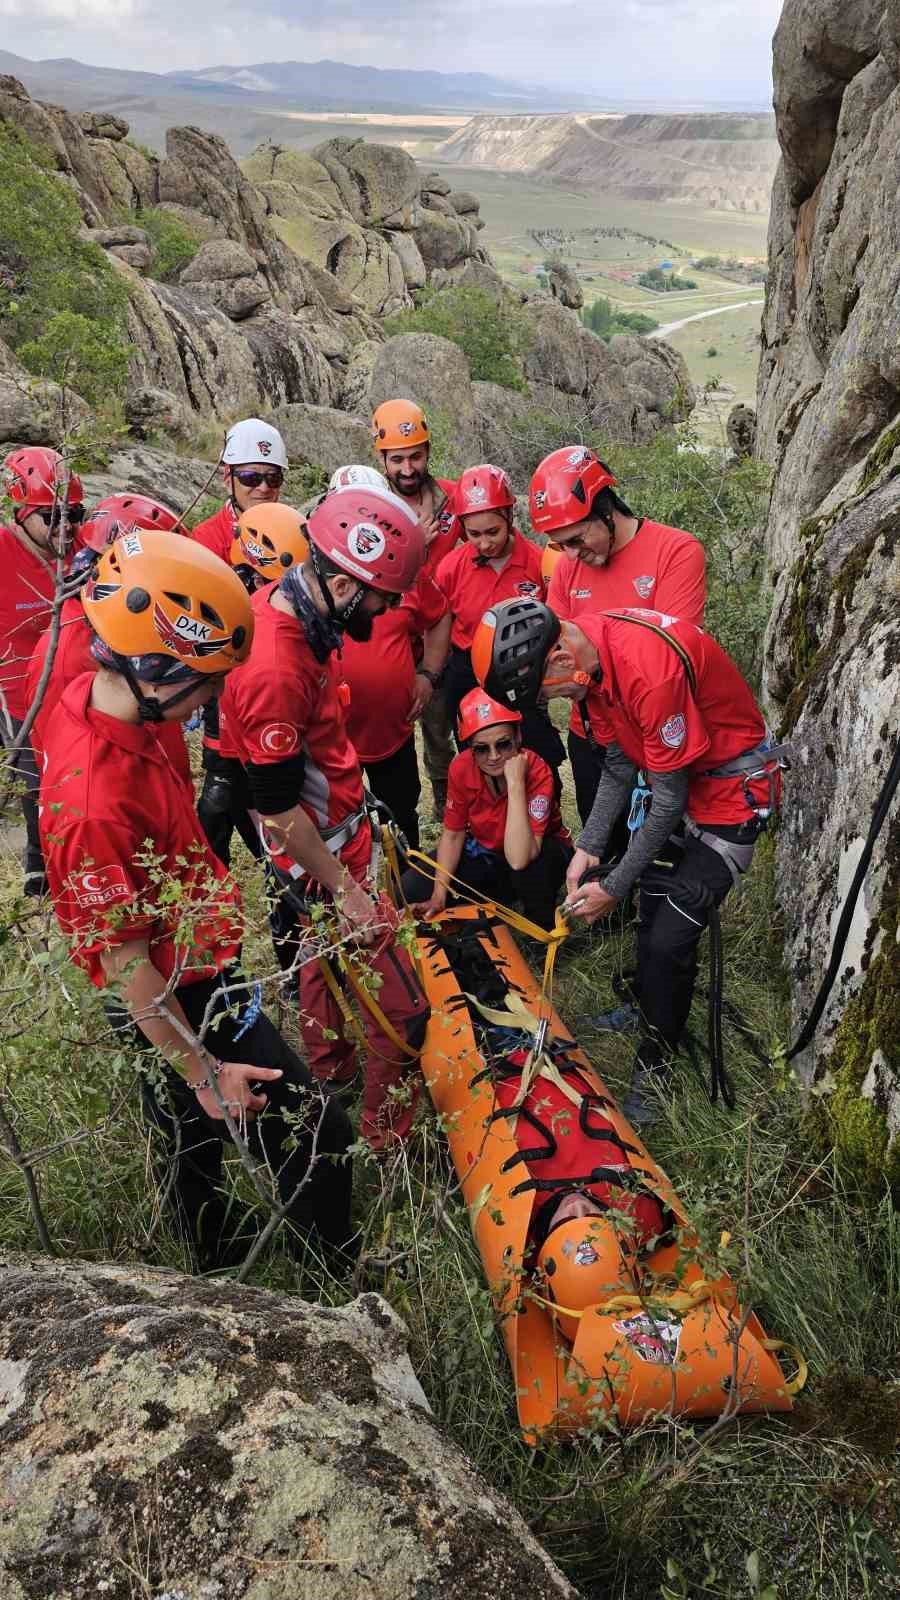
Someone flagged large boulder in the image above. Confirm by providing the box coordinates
[547,260,583,311]
[0,337,91,444]
[757,0,900,1183]
[369,334,482,466]
[78,444,218,509]
[311,137,421,229]
[272,402,374,476]
[0,1256,577,1600]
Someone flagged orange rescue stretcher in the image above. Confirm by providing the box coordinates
[414,905,802,1441]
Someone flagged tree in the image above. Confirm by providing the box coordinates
[385,285,531,392]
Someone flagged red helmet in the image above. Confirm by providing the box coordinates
[307,485,424,595]
[529,447,616,536]
[80,493,183,554]
[457,688,522,744]
[4,447,84,510]
[455,463,515,520]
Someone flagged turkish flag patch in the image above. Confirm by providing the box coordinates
[259,722,300,757]
[71,865,131,908]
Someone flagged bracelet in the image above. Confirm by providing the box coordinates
[417,667,442,688]
[188,1061,222,1094]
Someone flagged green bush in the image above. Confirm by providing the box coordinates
[638,267,698,293]
[0,122,130,399]
[139,205,201,280]
[385,284,531,392]
[582,295,659,341]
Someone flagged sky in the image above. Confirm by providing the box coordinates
[0,0,783,104]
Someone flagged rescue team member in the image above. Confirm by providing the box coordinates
[403,689,572,931]
[39,532,354,1269]
[198,502,309,867]
[372,400,459,815]
[219,485,431,1151]
[26,494,187,771]
[430,463,564,778]
[533,446,706,828]
[1,448,84,895]
[472,598,784,1124]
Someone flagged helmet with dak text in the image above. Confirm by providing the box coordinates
[471,597,561,710]
[371,399,429,452]
[329,463,389,493]
[457,688,522,745]
[537,1216,637,1343]
[83,529,253,677]
[4,447,84,510]
[529,446,617,536]
[307,485,424,595]
[80,493,183,555]
[221,418,288,470]
[455,463,515,520]
[231,502,309,581]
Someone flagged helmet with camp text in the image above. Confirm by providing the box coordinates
[529,447,616,536]
[307,485,424,595]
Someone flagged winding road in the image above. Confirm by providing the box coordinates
[649,299,764,339]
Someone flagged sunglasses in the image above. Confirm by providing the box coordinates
[31,505,86,527]
[550,530,586,553]
[232,468,284,489]
[472,735,516,758]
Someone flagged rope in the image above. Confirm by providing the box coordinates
[707,905,736,1108]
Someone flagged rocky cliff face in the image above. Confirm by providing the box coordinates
[0,73,693,459]
[758,0,899,1182]
[0,1255,577,1599]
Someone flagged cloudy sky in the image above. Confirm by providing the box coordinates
[0,0,783,103]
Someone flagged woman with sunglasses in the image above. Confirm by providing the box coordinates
[404,688,573,931]
[1,447,85,895]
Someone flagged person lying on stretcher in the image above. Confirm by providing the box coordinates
[402,689,573,930]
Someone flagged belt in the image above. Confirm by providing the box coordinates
[703,734,793,780]
[321,801,368,855]
[683,817,757,889]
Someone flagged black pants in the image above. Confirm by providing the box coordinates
[198,748,262,869]
[130,971,354,1268]
[445,645,565,781]
[3,717,45,893]
[364,734,421,850]
[567,729,630,862]
[402,832,572,931]
[632,825,759,1061]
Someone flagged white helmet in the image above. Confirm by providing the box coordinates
[329,463,389,493]
[221,418,288,470]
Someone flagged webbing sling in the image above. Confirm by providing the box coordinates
[603,611,698,696]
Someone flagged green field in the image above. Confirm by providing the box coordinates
[661,301,763,431]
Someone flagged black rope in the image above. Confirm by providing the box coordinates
[783,733,900,1062]
[706,905,736,1108]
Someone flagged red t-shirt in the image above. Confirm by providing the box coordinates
[39,674,241,989]
[436,529,543,649]
[419,476,460,580]
[0,525,58,723]
[220,585,370,881]
[26,602,190,781]
[547,519,706,739]
[577,609,768,825]
[190,503,236,564]
[342,576,447,764]
[444,747,569,853]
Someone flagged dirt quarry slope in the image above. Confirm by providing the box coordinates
[436,111,779,213]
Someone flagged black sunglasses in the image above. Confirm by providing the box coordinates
[32,505,86,527]
[472,735,516,758]
[232,468,284,489]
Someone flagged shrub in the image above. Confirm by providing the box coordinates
[582,296,659,341]
[385,284,531,392]
[18,310,130,408]
[139,206,202,281]
[707,345,718,357]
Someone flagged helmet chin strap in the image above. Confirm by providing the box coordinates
[113,655,208,724]
[308,541,367,628]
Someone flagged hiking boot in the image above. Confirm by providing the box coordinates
[621,1042,671,1127]
[581,1002,642,1034]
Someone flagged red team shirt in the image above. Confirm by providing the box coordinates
[0,526,58,723]
[220,585,371,881]
[26,599,190,781]
[576,609,768,825]
[547,519,706,740]
[342,574,447,764]
[436,529,544,649]
[444,747,569,853]
[190,502,236,564]
[39,674,241,988]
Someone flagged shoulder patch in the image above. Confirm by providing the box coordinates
[528,794,550,821]
[659,713,686,749]
[71,865,130,909]
[260,721,299,756]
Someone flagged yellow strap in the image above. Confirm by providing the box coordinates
[339,947,422,1059]
[316,954,368,1051]
[761,1338,808,1395]
[529,1277,715,1323]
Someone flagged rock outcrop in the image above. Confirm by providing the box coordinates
[0,1256,577,1600]
[757,0,900,1182]
[0,336,90,445]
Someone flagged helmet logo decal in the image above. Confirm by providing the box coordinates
[567,448,593,469]
[260,722,299,756]
[120,533,143,558]
[245,537,267,564]
[613,1312,681,1367]
[633,575,655,599]
[574,1237,600,1267]
[533,489,547,510]
[659,713,686,749]
[347,522,386,563]
[397,420,415,437]
[515,581,540,597]
[257,439,272,456]
[528,794,550,822]
[86,581,121,603]
[153,603,226,659]
[465,483,487,507]
[476,702,492,721]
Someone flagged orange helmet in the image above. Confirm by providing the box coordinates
[371,399,430,452]
[540,543,562,585]
[537,1215,637,1343]
[457,688,522,744]
[83,529,253,677]
[231,502,309,581]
